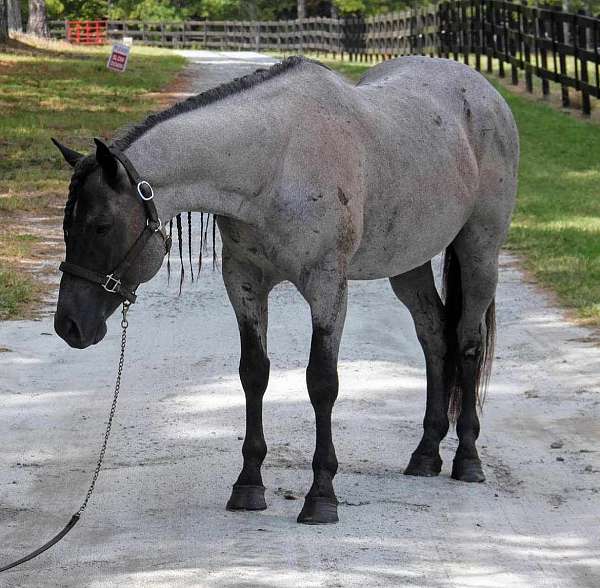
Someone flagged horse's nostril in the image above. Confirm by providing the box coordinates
[65,318,81,341]
[55,313,82,345]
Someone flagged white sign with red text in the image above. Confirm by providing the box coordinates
[107,44,130,73]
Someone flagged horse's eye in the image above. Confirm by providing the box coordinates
[95,224,112,235]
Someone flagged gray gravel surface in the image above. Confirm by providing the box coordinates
[1,51,599,588]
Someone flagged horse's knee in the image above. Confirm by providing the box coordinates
[306,360,338,406]
[239,354,269,394]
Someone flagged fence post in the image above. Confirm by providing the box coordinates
[576,11,591,115]
[462,0,469,66]
[409,8,414,55]
[497,1,505,77]
[484,0,493,72]
[438,2,446,58]
[452,1,459,61]
[474,0,481,71]
[510,4,519,85]
[522,1,533,92]
[538,9,550,97]
[554,9,570,107]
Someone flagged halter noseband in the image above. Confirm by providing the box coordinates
[59,146,171,304]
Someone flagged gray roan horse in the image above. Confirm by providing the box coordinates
[52,55,518,525]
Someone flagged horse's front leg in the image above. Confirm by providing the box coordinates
[297,266,348,524]
[222,252,274,511]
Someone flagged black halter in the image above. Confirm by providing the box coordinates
[59,147,171,304]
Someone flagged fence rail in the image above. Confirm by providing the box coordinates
[49,0,600,114]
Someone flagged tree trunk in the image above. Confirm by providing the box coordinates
[27,0,47,37]
[0,0,9,43]
[297,0,306,19]
[8,0,21,31]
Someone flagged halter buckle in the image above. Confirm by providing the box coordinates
[103,274,121,294]
[147,218,162,232]
[137,180,154,201]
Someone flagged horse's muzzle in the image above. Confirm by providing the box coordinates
[54,313,107,349]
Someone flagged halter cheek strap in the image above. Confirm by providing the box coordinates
[59,146,172,304]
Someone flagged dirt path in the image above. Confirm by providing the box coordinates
[1,51,599,588]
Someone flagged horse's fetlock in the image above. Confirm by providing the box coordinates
[424,415,449,438]
[242,438,267,463]
[311,467,337,493]
[455,443,480,461]
[313,452,338,477]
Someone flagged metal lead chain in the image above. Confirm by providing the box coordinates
[77,300,130,516]
[0,301,131,573]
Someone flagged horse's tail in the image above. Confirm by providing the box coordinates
[443,245,496,423]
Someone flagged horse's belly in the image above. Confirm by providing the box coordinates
[348,238,451,280]
[347,189,474,280]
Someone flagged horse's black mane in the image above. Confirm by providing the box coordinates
[114,55,328,150]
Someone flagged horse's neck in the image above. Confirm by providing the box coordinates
[123,99,279,226]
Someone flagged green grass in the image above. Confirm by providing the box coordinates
[0,232,39,258]
[0,40,186,204]
[498,84,600,323]
[320,56,600,325]
[0,38,186,319]
[0,270,35,320]
[0,232,39,318]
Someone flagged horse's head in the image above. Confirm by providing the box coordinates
[52,138,168,349]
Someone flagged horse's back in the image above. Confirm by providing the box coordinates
[335,56,518,279]
[355,56,518,169]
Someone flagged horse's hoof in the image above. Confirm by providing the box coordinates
[404,453,442,477]
[451,458,485,483]
[297,496,338,524]
[226,484,267,511]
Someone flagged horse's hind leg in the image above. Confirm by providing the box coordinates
[447,227,501,483]
[222,250,274,511]
[389,261,449,477]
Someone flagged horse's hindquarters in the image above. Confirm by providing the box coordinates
[346,57,518,280]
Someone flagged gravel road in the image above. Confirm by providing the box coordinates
[1,51,599,588]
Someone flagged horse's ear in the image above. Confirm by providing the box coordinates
[93,137,118,178]
[51,138,83,168]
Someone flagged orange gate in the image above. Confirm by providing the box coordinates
[66,20,108,45]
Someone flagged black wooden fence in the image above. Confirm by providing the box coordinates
[437,0,600,114]
[49,0,600,114]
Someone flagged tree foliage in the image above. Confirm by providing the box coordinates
[43,0,600,21]
[332,0,412,15]
[45,0,413,20]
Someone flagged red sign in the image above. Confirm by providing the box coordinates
[107,44,130,73]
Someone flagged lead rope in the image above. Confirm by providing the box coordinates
[0,301,131,574]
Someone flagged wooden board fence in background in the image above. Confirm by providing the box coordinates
[49,0,600,115]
